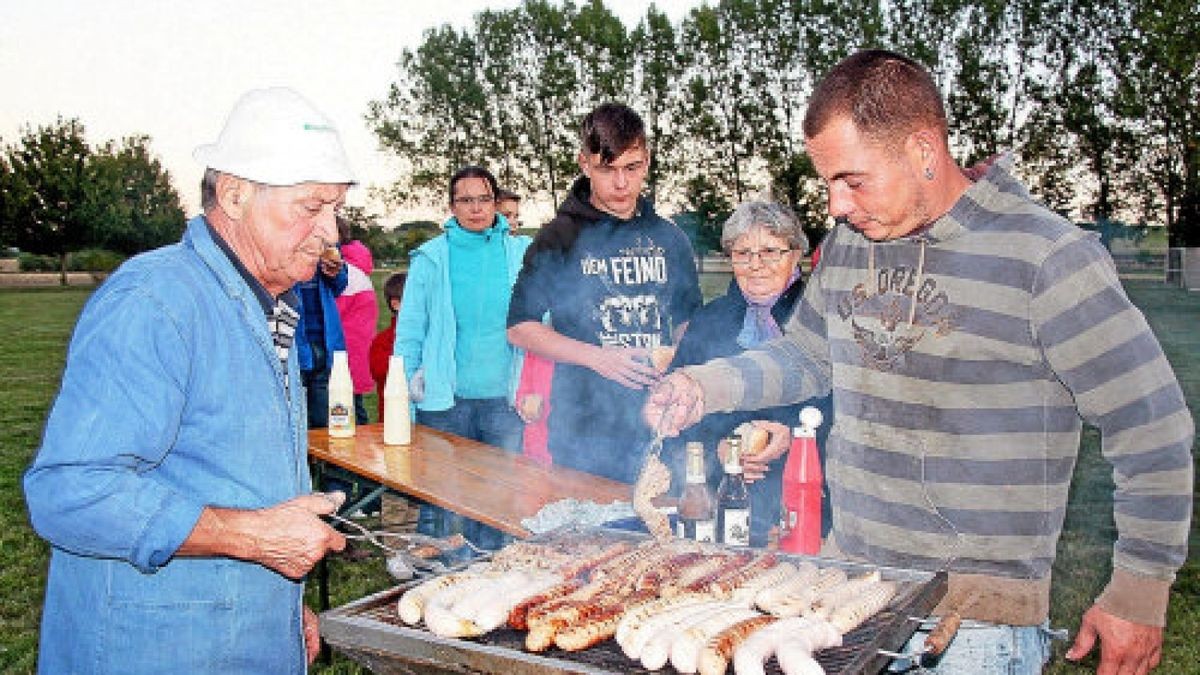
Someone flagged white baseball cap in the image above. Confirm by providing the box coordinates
[193,87,356,186]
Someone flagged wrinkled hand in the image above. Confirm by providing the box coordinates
[587,345,659,389]
[741,421,790,482]
[228,492,347,580]
[644,372,705,437]
[1066,604,1163,674]
[303,605,322,664]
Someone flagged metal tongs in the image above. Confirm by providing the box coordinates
[634,396,679,486]
[640,379,701,463]
[876,589,978,670]
[325,512,485,580]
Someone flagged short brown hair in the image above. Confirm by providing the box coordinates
[383,272,407,308]
[579,103,646,163]
[803,49,946,148]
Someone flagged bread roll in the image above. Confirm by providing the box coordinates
[744,426,770,456]
[518,394,543,422]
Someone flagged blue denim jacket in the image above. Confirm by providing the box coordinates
[24,216,311,673]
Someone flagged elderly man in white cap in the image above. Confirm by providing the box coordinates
[25,87,356,673]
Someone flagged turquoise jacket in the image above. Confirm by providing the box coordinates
[394,215,530,411]
[24,216,311,673]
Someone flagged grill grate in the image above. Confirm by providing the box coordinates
[321,530,947,675]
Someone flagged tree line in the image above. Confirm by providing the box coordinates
[368,0,1199,248]
[0,118,185,280]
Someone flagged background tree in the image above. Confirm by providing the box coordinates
[511,0,581,207]
[4,118,92,284]
[675,3,763,207]
[474,8,529,191]
[568,0,632,107]
[369,0,1199,247]
[367,25,489,205]
[0,142,15,248]
[630,6,685,205]
[1,119,183,282]
[682,173,732,254]
[1110,0,1200,245]
[83,135,184,255]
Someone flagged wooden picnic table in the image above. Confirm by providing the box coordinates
[307,423,633,538]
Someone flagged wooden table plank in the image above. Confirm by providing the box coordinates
[308,424,632,538]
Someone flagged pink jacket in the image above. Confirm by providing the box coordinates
[335,241,378,395]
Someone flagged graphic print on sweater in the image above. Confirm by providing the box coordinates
[836,263,960,371]
[581,235,670,349]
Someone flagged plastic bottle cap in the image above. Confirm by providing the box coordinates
[798,406,823,433]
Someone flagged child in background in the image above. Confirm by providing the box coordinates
[369,272,407,420]
[334,217,379,424]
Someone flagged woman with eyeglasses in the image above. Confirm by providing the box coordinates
[663,200,833,547]
[393,165,531,549]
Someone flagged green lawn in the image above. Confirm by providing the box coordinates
[0,277,1195,674]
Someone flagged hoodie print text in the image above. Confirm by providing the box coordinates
[836,262,961,371]
[581,236,671,348]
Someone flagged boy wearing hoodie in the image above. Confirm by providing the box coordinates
[507,103,702,483]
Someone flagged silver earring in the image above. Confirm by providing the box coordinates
[924,168,934,180]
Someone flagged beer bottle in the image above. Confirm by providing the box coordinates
[716,436,751,547]
[678,442,717,542]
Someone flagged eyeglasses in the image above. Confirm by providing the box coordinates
[730,247,792,266]
[452,194,495,206]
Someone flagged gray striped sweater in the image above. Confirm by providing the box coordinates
[683,158,1193,626]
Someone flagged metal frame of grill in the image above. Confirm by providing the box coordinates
[320,529,947,674]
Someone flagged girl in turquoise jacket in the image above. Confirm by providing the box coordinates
[393,166,531,546]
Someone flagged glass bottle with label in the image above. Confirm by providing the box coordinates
[327,350,355,438]
[716,436,751,547]
[678,441,717,542]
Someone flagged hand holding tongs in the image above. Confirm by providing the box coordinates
[642,372,706,447]
[324,512,483,579]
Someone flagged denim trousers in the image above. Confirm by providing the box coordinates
[415,397,523,550]
[889,620,1064,674]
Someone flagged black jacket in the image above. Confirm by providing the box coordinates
[666,274,833,544]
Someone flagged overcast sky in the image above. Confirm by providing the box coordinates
[0,1,702,221]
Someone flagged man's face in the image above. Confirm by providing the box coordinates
[497,198,521,233]
[242,182,347,295]
[806,115,930,241]
[449,176,496,233]
[579,145,649,220]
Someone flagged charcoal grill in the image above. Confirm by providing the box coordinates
[320,529,947,674]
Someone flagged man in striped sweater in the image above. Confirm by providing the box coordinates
[647,50,1192,673]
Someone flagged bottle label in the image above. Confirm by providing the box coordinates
[722,509,750,547]
[694,519,716,543]
[329,401,353,436]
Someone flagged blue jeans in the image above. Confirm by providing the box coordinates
[416,397,522,550]
[889,620,1064,674]
[302,340,330,429]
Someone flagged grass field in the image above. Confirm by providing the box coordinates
[0,276,1195,673]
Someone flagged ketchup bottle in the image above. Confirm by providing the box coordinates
[779,406,823,554]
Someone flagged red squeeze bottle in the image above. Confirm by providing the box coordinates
[779,406,824,554]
